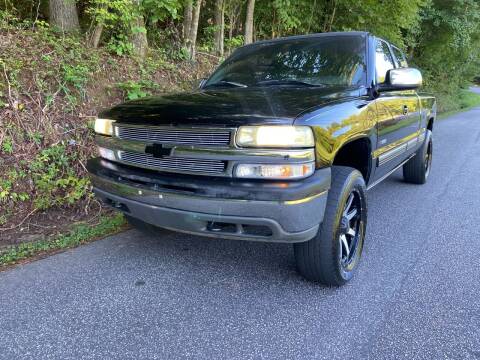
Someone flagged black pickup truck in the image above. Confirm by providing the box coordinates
[87,31,436,286]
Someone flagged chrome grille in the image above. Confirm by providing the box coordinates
[119,151,226,175]
[115,125,231,147]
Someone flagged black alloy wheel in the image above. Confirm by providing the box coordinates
[294,166,367,286]
[339,190,364,271]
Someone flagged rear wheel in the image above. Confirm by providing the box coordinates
[294,166,367,286]
[403,129,433,184]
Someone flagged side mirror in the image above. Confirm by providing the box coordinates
[198,78,207,89]
[380,68,423,92]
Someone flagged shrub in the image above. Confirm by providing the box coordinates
[29,145,91,210]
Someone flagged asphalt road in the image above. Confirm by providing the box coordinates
[1,104,480,360]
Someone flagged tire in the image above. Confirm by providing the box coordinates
[294,166,368,286]
[403,129,433,184]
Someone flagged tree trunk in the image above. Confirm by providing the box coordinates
[306,0,317,33]
[322,0,337,32]
[48,0,80,32]
[227,7,236,41]
[228,10,233,41]
[187,0,202,61]
[89,23,103,48]
[88,2,107,48]
[244,0,255,45]
[131,0,148,59]
[183,0,193,45]
[213,0,224,56]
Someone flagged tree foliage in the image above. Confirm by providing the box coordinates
[413,0,480,107]
[1,0,479,107]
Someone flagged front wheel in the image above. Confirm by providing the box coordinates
[294,166,368,286]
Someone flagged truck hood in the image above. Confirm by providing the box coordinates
[101,87,362,127]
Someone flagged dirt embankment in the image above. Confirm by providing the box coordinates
[0,27,218,246]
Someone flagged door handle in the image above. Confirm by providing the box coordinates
[402,105,409,116]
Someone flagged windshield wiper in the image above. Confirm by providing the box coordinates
[256,79,325,87]
[203,80,248,88]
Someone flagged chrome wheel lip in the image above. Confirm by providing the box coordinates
[339,189,363,268]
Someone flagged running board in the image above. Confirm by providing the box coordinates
[367,154,415,191]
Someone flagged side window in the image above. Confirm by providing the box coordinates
[375,40,395,84]
[392,46,408,68]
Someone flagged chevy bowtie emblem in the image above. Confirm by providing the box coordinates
[145,144,172,158]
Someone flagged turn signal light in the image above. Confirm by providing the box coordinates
[235,162,315,179]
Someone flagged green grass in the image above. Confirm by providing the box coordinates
[438,88,480,119]
[458,88,480,108]
[0,213,126,268]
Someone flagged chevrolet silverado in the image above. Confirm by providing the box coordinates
[87,32,436,285]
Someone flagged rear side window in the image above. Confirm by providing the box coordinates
[375,40,395,84]
[391,46,408,68]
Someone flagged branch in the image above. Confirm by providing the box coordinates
[196,51,221,59]
[0,209,37,232]
[32,0,41,30]
[2,62,12,103]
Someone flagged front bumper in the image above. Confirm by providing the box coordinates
[87,158,330,243]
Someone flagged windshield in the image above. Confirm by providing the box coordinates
[205,35,367,88]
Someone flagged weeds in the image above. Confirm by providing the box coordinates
[116,80,159,100]
[29,144,91,209]
[63,63,90,94]
[0,143,89,210]
[0,213,127,267]
[1,136,13,154]
[0,169,29,204]
[107,34,134,56]
[0,20,217,237]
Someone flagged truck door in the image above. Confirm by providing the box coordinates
[390,45,423,155]
[372,39,421,182]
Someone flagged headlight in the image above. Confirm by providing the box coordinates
[94,118,116,136]
[235,162,315,179]
[236,126,314,148]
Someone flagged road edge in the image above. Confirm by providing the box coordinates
[438,87,480,120]
[0,213,128,270]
